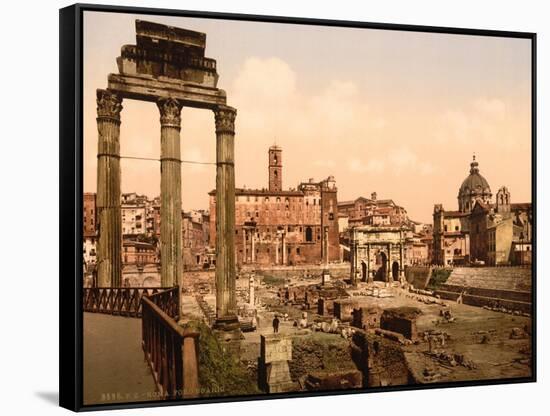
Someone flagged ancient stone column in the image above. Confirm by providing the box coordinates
[249,273,255,306]
[387,243,393,282]
[96,89,123,287]
[242,229,247,264]
[251,230,256,263]
[399,243,405,281]
[157,98,184,288]
[349,236,356,285]
[367,244,373,283]
[214,105,239,330]
[282,232,286,265]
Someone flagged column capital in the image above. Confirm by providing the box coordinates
[157,97,183,129]
[96,89,122,123]
[214,105,237,135]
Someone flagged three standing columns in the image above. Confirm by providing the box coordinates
[96,93,239,330]
[214,105,239,330]
[158,98,184,288]
[96,89,123,287]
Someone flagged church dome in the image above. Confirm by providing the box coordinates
[457,156,492,212]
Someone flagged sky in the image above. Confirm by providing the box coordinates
[83,11,532,223]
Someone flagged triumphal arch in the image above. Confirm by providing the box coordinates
[350,225,407,285]
[95,20,238,329]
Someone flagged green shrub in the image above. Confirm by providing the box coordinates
[184,321,260,397]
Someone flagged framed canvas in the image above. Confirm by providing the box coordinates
[59,3,537,411]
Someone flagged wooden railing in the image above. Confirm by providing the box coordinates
[83,287,166,318]
[147,287,180,320]
[142,292,200,399]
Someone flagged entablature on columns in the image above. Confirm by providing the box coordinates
[107,73,227,109]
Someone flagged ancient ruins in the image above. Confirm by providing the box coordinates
[83,19,533,404]
[95,20,238,329]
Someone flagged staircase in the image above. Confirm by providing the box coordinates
[435,267,532,313]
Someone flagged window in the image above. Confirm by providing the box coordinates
[455,226,459,231]
[305,227,313,242]
[329,213,334,220]
[444,225,448,232]
[296,247,301,255]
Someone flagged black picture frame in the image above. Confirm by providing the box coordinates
[60,3,537,412]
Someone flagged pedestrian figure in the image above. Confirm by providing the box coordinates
[273,315,280,333]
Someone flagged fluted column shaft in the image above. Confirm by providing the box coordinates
[96,89,123,287]
[158,98,184,288]
[214,106,238,327]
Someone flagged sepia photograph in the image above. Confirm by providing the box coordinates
[74,6,534,409]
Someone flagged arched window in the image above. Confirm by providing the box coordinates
[305,226,313,242]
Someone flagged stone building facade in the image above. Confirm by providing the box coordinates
[349,225,409,284]
[433,157,532,266]
[122,239,157,265]
[182,210,211,270]
[469,187,532,266]
[340,193,431,265]
[209,146,339,267]
[338,193,409,229]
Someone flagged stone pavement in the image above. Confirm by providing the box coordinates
[83,313,157,405]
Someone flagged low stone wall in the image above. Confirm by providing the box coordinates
[350,330,411,387]
[380,307,422,341]
[436,289,531,313]
[248,263,350,279]
[434,267,532,313]
[446,266,532,291]
[440,284,532,303]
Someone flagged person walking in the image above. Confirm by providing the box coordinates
[272,315,280,333]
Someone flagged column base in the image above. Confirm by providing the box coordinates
[321,268,331,286]
[213,315,241,331]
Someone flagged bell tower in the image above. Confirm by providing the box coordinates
[268,145,282,192]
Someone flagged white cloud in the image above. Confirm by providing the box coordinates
[435,97,517,148]
[349,158,385,174]
[473,97,506,118]
[348,147,435,176]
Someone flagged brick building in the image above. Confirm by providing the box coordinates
[122,239,157,265]
[83,192,97,265]
[209,145,339,266]
[338,192,409,229]
[182,210,211,270]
